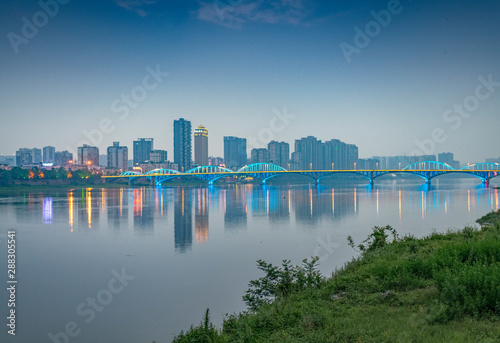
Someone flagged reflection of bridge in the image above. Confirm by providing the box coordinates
[102,162,500,186]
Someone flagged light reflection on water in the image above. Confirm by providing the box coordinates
[0,179,498,343]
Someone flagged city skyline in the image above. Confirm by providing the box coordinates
[5,127,499,167]
[1,1,500,163]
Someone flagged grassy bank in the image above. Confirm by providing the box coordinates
[171,210,500,343]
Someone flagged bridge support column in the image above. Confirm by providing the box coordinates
[426,178,431,185]
[370,179,374,187]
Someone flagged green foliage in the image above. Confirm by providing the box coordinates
[476,209,500,227]
[172,309,223,343]
[172,215,500,342]
[243,257,322,311]
[348,225,398,252]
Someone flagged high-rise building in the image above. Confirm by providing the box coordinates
[54,151,73,166]
[294,136,322,170]
[322,139,346,170]
[16,148,33,166]
[346,144,359,169]
[224,136,247,170]
[107,142,128,170]
[174,118,192,172]
[438,152,460,169]
[43,146,55,163]
[194,125,208,166]
[251,148,269,164]
[268,141,289,168]
[32,148,42,164]
[150,150,168,163]
[77,144,99,166]
[133,138,153,166]
[290,151,303,170]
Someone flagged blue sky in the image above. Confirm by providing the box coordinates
[1,0,499,163]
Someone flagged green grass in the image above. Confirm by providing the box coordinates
[170,210,500,343]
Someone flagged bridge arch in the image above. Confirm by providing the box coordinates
[262,172,317,185]
[403,161,456,170]
[144,169,179,176]
[460,163,500,171]
[237,163,287,173]
[317,171,372,184]
[120,171,142,176]
[186,166,234,174]
[373,171,429,182]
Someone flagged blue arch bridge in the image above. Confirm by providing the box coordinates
[102,161,500,187]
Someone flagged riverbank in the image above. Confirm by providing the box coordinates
[172,210,500,343]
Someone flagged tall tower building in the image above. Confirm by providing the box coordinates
[77,144,99,166]
[268,141,289,168]
[224,136,247,170]
[16,148,33,166]
[194,125,208,166]
[107,142,128,170]
[43,146,55,163]
[174,118,192,172]
[251,148,269,164]
[133,138,153,166]
[294,136,322,170]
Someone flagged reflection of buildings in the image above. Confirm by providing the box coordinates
[16,194,42,224]
[43,197,53,224]
[175,188,192,252]
[224,185,247,230]
[76,189,100,229]
[195,188,209,243]
[266,187,291,222]
[133,188,154,234]
[107,189,129,230]
[293,186,356,224]
[249,186,290,222]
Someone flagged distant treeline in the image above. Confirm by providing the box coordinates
[0,167,99,186]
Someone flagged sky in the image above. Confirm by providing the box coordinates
[1,0,499,164]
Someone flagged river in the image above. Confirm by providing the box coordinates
[0,177,498,343]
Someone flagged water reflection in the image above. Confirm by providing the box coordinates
[195,188,209,244]
[4,183,500,253]
[175,188,192,252]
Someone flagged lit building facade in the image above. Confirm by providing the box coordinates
[194,125,208,166]
[133,138,153,166]
[77,144,99,166]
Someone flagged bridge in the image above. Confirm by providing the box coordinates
[102,162,500,186]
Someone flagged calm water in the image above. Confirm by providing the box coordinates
[0,178,499,343]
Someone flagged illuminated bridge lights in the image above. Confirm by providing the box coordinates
[102,162,500,186]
